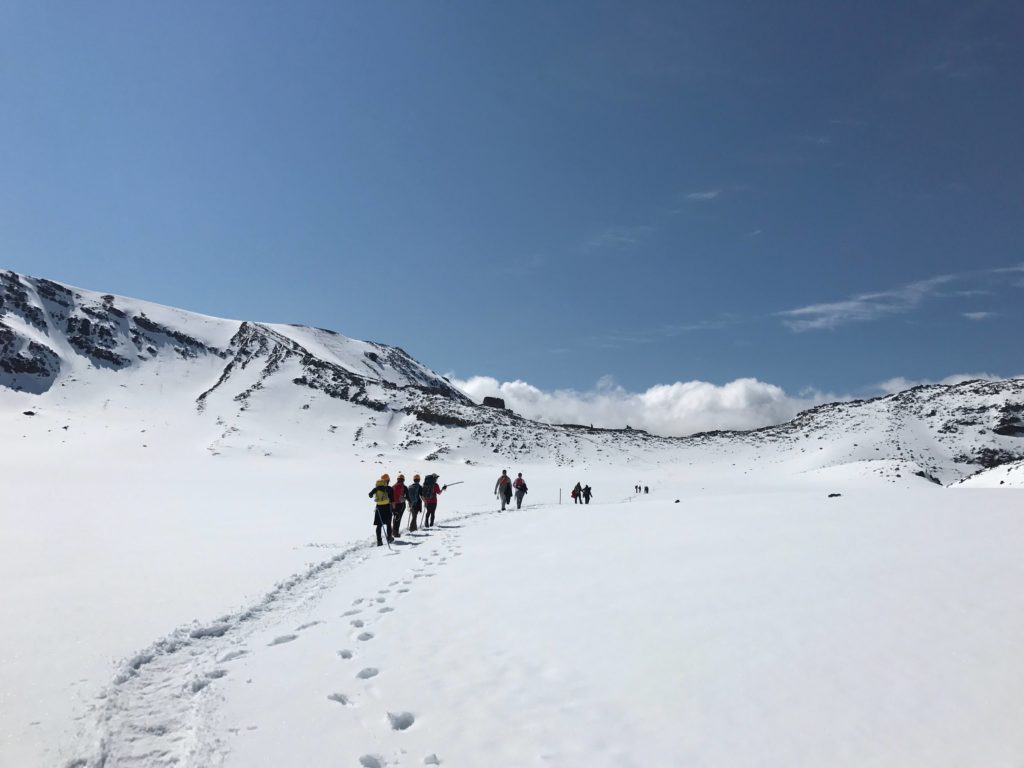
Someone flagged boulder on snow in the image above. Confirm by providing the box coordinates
[482,396,506,410]
[828,493,842,498]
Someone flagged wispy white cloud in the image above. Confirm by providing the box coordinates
[799,134,831,146]
[581,224,655,251]
[685,189,721,201]
[994,262,1024,274]
[451,374,832,437]
[587,315,739,348]
[777,275,955,332]
[962,311,995,321]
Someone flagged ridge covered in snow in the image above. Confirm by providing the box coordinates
[2,269,1023,485]
[3,270,1024,768]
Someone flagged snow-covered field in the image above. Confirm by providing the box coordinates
[3,272,1024,767]
[4,437,1024,767]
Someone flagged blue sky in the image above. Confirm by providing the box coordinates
[2,1,1022,426]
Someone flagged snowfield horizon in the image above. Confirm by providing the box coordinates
[2,269,1024,767]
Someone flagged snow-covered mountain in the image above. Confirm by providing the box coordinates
[2,269,1023,485]
[4,270,1024,768]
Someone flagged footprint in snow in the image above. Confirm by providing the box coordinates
[327,692,353,706]
[357,632,374,641]
[424,754,442,765]
[387,711,415,731]
[268,634,297,646]
[353,598,364,605]
[342,609,361,617]
[378,589,390,595]
[356,667,379,679]
[359,756,384,768]
[375,597,386,603]
[397,588,410,594]
[206,669,228,679]
[295,621,321,631]
[218,649,248,663]
[350,619,365,628]
[338,649,353,659]
[378,607,394,614]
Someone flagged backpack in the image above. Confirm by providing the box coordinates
[370,483,390,505]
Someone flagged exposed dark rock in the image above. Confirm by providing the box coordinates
[482,396,506,409]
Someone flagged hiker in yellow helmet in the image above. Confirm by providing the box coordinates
[368,476,395,547]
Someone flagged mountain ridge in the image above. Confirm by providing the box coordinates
[2,269,1023,485]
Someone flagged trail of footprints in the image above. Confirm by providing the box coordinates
[329,532,463,767]
[218,532,464,764]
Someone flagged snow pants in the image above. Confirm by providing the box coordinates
[515,490,525,509]
[374,506,393,546]
[424,501,437,527]
[392,502,406,537]
[408,500,422,531]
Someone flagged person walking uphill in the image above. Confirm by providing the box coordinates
[513,472,528,509]
[391,474,408,538]
[368,473,394,547]
[421,473,446,528]
[406,473,423,532]
[495,469,513,512]
[572,482,583,504]
[582,485,593,504]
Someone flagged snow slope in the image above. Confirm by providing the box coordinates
[3,270,1024,767]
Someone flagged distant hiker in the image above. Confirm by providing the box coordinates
[391,474,408,537]
[368,473,394,547]
[644,485,649,494]
[495,469,512,511]
[406,473,423,532]
[422,473,446,528]
[513,472,528,509]
[572,482,583,504]
[582,485,593,504]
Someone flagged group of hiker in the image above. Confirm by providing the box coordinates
[634,484,649,494]
[494,469,528,511]
[571,482,594,504]
[369,469,640,547]
[368,472,445,546]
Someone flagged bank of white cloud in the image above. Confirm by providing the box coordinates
[451,375,829,437]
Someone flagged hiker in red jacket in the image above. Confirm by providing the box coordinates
[391,473,408,538]
[421,473,446,528]
[513,472,528,509]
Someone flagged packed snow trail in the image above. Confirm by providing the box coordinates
[57,486,1024,768]
[61,504,500,768]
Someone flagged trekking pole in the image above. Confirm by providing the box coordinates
[444,481,465,487]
